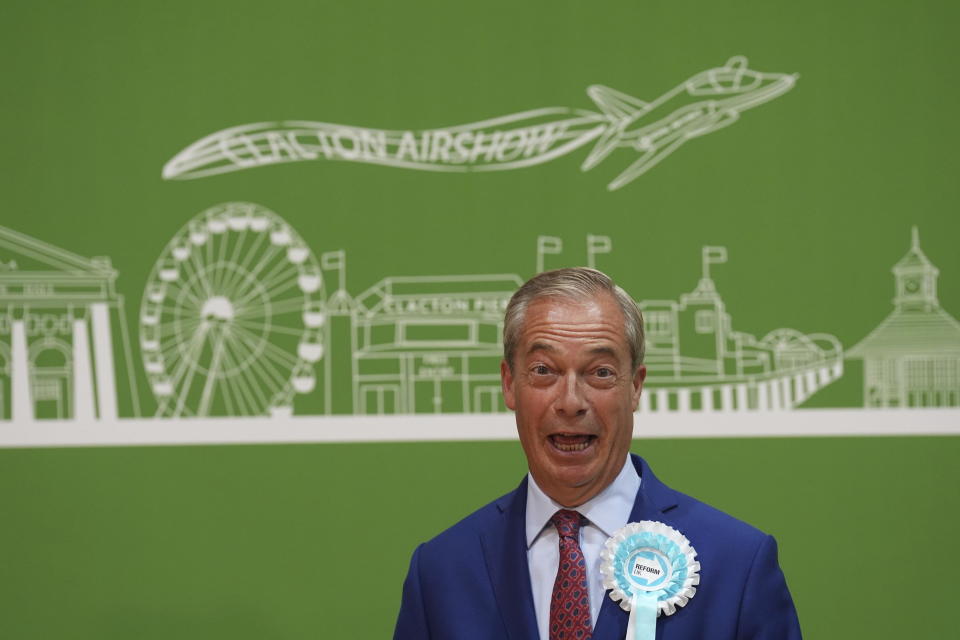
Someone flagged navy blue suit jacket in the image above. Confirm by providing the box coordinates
[394,455,801,639]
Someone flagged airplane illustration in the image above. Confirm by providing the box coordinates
[162,56,796,190]
[582,56,798,190]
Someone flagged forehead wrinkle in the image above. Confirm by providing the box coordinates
[521,331,627,362]
[524,316,622,334]
[523,324,625,344]
[517,298,632,363]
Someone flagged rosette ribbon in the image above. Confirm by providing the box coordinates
[599,521,700,640]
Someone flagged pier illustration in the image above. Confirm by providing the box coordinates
[638,247,842,412]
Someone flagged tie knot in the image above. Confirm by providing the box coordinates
[550,509,583,538]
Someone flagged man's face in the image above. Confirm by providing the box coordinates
[501,293,646,507]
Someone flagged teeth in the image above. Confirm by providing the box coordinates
[555,441,590,452]
[552,437,592,452]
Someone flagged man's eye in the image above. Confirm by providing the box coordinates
[532,365,551,375]
[595,367,614,378]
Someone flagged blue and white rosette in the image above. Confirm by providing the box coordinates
[600,521,700,640]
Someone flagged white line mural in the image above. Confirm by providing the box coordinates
[140,203,324,418]
[637,246,843,413]
[0,225,140,422]
[848,227,960,408]
[2,214,958,447]
[162,57,798,191]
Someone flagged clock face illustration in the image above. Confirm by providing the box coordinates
[905,278,920,293]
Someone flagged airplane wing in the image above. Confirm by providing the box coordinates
[581,85,650,171]
[581,125,623,171]
[606,136,691,191]
[586,84,649,120]
[606,108,745,190]
[684,108,740,138]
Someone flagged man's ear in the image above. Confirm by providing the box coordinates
[500,359,517,410]
[632,365,647,409]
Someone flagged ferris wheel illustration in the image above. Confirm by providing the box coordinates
[140,202,325,417]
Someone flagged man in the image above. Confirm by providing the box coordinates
[394,268,801,639]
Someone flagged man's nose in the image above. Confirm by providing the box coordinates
[555,373,588,417]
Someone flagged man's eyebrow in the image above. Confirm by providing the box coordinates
[588,346,617,358]
[526,341,556,355]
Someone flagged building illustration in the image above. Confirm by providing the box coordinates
[848,228,960,408]
[308,239,842,416]
[0,225,139,421]
[1,204,868,423]
[638,247,842,412]
[348,274,522,415]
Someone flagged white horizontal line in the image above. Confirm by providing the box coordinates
[0,409,958,448]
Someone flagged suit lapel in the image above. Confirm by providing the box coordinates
[480,477,539,640]
[592,455,680,640]
[479,457,680,640]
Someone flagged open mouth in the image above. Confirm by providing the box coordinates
[549,433,597,453]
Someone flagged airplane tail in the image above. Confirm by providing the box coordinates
[580,85,649,171]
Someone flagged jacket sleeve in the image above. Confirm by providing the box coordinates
[737,534,802,640]
[394,544,430,640]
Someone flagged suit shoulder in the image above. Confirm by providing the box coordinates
[637,455,770,548]
[418,487,518,553]
[668,485,771,546]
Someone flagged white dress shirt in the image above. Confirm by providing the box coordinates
[525,456,640,640]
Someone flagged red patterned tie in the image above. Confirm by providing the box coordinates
[549,509,592,640]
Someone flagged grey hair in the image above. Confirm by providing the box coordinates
[503,267,645,371]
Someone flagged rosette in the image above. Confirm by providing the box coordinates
[599,521,700,640]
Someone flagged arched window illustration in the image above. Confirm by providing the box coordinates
[29,338,73,420]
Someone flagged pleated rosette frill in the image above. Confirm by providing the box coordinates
[599,521,700,618]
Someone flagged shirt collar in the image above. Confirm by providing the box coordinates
[525,455,640,548]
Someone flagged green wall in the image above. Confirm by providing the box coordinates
[2,1,958,637]
[3,437,959,637]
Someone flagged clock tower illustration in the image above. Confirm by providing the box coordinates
[848,227,960,408]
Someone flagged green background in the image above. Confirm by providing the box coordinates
[2,0,958,637]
